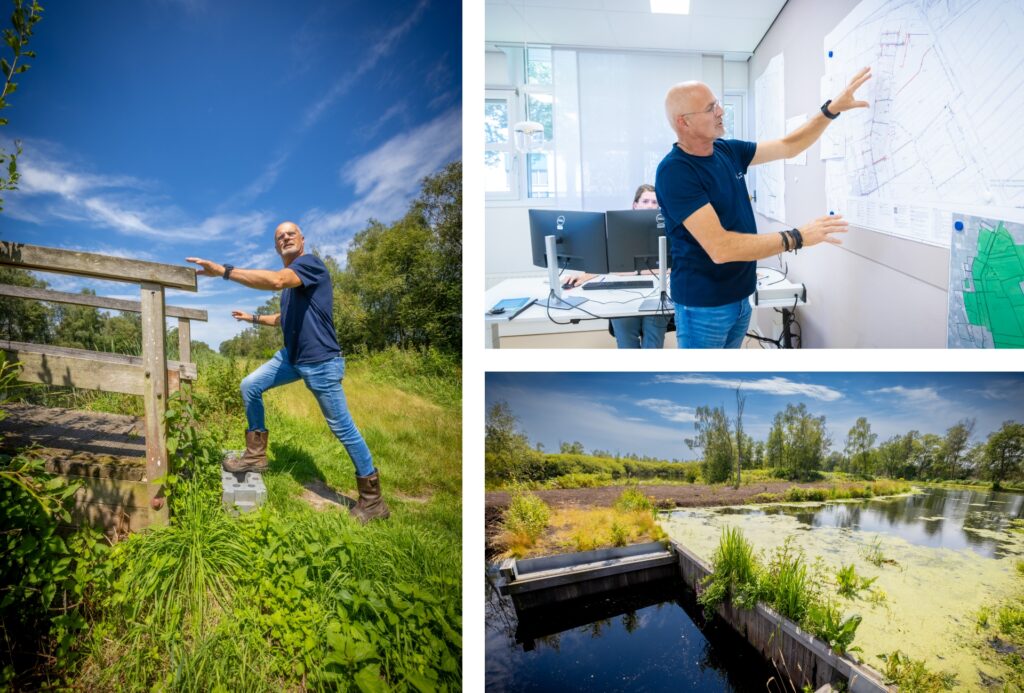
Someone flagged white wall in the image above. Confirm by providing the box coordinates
[748,0,948,347]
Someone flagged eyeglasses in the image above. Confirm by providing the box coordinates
[681,99,722,118]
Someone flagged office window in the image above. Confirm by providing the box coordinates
[723,93,745,140]
[485,47,556,202]
[485,92,518,199]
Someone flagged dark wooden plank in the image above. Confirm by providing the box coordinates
[0,340,197,394]
[0,283,208,320]
[0,241,196,291]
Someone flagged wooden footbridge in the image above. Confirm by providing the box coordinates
[0,240,206,533]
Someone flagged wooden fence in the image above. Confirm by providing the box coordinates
[0,240,207,527]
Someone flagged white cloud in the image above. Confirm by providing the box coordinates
[867,386,942,405]
[300,108,460,239]
[653,374,844,402]
[300,0,430,130]
[11,146,275,243]
[636,398,698,423]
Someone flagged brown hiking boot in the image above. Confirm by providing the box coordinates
[350,471,390,524]
[223,430,268,473]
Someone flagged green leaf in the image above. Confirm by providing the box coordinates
[354,664,387,693]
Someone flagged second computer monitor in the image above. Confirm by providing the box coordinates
[605,209,667,273]
[528,209,609,274]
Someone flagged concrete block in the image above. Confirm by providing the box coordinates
[220,453,266,511]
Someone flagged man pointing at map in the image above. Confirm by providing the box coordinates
[654,66,871,348]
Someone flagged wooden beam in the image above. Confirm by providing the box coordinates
[0,241,197,291]
[177,318,192,365]
[0,340,196,394]
[140,283,169,526]
[0,283,208,320]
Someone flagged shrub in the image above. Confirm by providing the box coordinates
[614,486,655,513]
[501,491,550,546]
[544,472,612,489]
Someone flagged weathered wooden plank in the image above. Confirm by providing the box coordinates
[0,283,208,320]
[140,283,169,526]
[177,318,191,365]
[0,340,197,394]
[0,241,197,291]
[70,475,152,509]
[68,496,154,535]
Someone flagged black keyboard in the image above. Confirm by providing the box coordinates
[581,279,654,291]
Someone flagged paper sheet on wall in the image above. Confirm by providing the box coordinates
[818,74,844,160]
[823,0,1024,248]
[785,114,807,165]
[754,52,785,222]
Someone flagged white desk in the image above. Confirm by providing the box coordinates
[484,272,807,348]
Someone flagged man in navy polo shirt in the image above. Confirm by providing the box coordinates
[186,222,388,523]
[654,67,871,348]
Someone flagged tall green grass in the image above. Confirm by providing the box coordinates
[698,527,864,656]
[31,347,463,691]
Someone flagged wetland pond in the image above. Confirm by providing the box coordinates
[661,486,1024,690]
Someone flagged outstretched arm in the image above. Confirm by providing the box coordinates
[751,66,871,166]
[684,203,848,264]
[231,310,281,326]
[186,257,301,291]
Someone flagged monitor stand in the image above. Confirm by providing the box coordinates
[639,236,669,312]
[539,234,587,309]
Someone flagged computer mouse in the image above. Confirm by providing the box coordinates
[488,306,506,315]
[561,280,575,290]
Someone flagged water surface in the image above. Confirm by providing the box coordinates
[485,576,775,692]
[662,487,1024,691]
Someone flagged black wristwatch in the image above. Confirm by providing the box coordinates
[222,264,234,280]
[821,99,839,120]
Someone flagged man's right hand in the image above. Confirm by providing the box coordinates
[799,214,849,247]
[231,310,252,322]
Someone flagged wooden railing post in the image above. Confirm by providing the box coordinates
[140,282,169,526]
[177,318,191,364]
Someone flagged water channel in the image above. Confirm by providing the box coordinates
[662,486,1024,690]
[485,575,776,692]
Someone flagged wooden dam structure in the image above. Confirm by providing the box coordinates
[0,240,207,533]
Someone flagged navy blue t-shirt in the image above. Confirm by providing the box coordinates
[655,139,758,307]
[280,254,341,365]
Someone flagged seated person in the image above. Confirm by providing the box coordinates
[565,184,671,349]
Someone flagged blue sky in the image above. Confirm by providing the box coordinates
[486,372,1024,460]
[2,0,460,348]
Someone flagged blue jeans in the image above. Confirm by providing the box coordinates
[611,316,670,349]
[675,298,752,348]
[240,349,375,477]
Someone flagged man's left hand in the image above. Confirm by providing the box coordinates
[830,66,871,113]
[186,257,225,277]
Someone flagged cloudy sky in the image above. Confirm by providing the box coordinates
[486,372,1024,460]
[2,0,460,348]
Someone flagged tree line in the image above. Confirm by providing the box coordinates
[2,161,461,360]
[487,400,1024,488]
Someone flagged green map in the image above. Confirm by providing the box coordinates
[948,215,1024,348]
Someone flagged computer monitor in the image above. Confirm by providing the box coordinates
[605,209,667,273]
[528,209,609,274]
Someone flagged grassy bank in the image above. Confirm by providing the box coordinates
[2,349,461,691]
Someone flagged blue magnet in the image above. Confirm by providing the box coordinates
[828,50,833,58]
[829,210,835,215]
[954,220,964,231]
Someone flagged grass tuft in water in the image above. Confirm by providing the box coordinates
[878,650,957,691]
